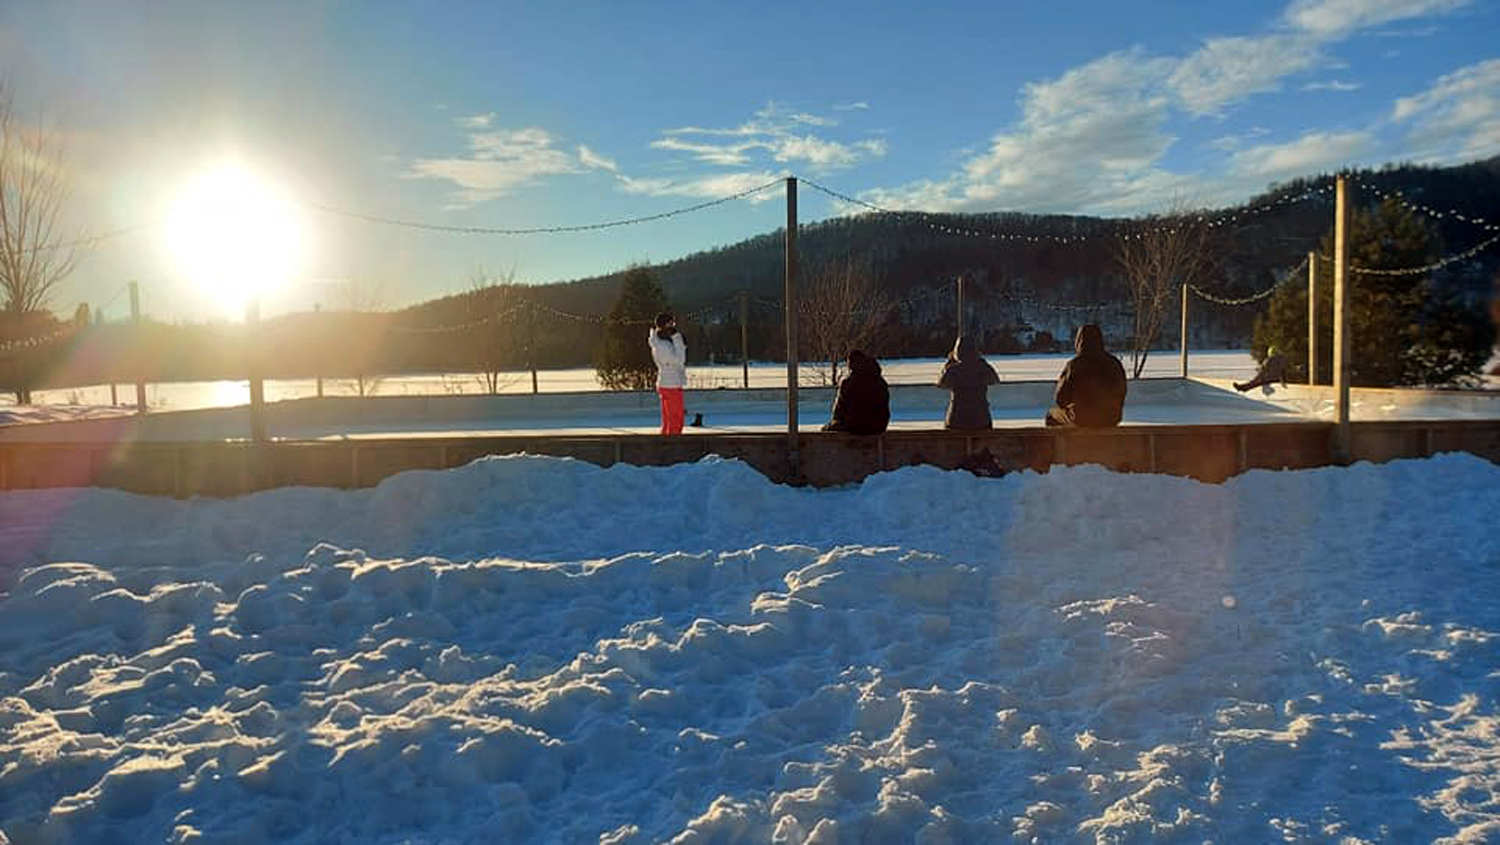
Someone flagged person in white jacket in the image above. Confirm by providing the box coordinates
[649,312,687,434]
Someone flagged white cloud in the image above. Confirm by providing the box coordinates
[1391,58,1500,161]
[617,170,785,201]
[1230,130,1374,178]
[650,103,886,173]
[868,50,1183,214]
[650,136,759,166]
[833,101,870,111]
[1209,126,1273,151]
[1284,0,1471,36]
[1302,79,1362,91]
[577,144,618,172]
[1169,33,1321,116]
[409,121,587,206]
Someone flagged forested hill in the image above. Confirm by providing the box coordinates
[395,156,1500,364]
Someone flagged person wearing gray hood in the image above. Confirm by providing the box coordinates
[938,335,1000,430]
[1045,324,1127,427]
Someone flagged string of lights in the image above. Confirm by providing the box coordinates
[0,322,83,353]
[1190,255,1309,306]
[1349,177,1500,234]
[1352,231,1500,277]
[311,179,784,235]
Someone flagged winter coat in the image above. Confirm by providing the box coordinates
[1052,325,1127,427]
[938,336,999,430]
[1258,353,1287,382]
[649,329,687,389]
[824,351,890,435]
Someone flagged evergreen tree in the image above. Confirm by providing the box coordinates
[594,265,670,390]
[1253,197,1490,386]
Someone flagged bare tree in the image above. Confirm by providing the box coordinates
[799,256,891,385]
[1114,206,1217,378]
[0,82,76,316]
[0,83,80,403]
[467,266,524,394]
[336,276,388,397]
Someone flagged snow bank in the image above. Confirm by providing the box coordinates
[2,454,1499,843]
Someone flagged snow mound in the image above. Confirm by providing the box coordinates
[2,453,1500,842]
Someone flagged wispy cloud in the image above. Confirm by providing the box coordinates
[1169,33,1321,116]
[1283,0,1470,36]
[617,170,786,201]
[1391,58,1500,161]
[408,117,595,206]
[864,49,1186,214]
[833,101,871,112]
[577,144,618,172]
[1302,79,1361,91]
[650,103,887,174]
[1230,129,1374,178]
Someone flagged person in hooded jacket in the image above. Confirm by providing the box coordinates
[938,335,1000,430]
[1045,324,1127,427]
[822,350,890,435]
[649,312,687,435]
[1234,346,1288,392]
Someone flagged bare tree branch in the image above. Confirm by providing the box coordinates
[1113,204,1217,378]
[798,256,891,386]
[0,81,78,316]
[467,265,523,394]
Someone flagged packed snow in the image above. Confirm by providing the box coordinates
[2,453,1499,843]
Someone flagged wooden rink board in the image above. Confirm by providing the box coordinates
[2,419,1498,496]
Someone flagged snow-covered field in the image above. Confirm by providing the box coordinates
[3,453,1499,843]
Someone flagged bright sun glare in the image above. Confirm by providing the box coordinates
[166,163,306,314]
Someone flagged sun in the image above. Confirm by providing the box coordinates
[165,163,307,315]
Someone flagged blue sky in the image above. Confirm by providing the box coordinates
[3,0,1499,319]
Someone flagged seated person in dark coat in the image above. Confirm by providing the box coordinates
[822,349,890,435]
[1234,345,1288,392]
[939,335,999,430]
[1045,324,1127,427]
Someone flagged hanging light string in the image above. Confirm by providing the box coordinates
[1352,230,1500,277]
[1190,255,1310,306]
[1349,177,1500,234]
[310,179,784,235]
[0,321,85,353]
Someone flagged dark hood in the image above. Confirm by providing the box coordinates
[848,350,881,377]
[1075,324,1105,355]
[951,335,981,362]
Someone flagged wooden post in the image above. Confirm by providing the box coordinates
[1332,176,1352,463]
[314,303,324,398]
[128,281,147,414]
[784,177,800,452]
[528,303,539,394]
[957,276,966,337]
[740,289,750,390]
[247,301,267,443]
[1307,251,1318,386]
[1179,283,1189,378]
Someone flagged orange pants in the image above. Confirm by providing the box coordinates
[658,387,684,435]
